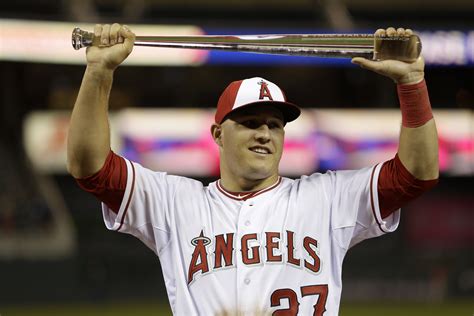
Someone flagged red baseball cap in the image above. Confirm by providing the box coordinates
[215,77,301,124]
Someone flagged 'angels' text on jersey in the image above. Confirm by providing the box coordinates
[188,230,321,284]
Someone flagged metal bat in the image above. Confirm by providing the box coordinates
[71,27,421,62]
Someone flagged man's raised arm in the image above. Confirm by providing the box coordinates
[352,27,439,181]
[67,23,135,178]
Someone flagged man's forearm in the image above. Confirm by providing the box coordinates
[398,120,439,180]
[67,66,114,178]
[396,81,439,180]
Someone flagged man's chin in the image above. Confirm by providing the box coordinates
[243,166,277,181]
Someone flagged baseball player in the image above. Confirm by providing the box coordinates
[67,24,439,315]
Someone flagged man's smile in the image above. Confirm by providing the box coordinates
[249,146,271,155]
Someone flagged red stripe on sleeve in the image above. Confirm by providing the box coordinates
[369,165,387,233]
[378,154,438,219]
[75,150,127,214]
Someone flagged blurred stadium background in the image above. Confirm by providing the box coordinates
[0,0,473,315]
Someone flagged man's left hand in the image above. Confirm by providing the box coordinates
[351,27,425,85]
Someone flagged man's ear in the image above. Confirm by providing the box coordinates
[211,123,223,146]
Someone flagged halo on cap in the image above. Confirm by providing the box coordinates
[215,77,301,124]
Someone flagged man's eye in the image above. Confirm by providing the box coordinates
[269,121,283,129]
[242,120,259,128]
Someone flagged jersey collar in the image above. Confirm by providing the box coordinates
[216,177,282,201]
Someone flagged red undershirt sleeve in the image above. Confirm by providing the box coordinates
[378,154,438,219]
[377,79,438,219]
[75,150,127,214]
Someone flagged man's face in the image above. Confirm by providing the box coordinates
[214,106,285,181]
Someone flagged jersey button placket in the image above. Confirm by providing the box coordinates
[238,199,254,231]
[236,198,255,308]
[244,200,254,227]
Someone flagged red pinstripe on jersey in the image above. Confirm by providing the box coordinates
[116,161,135,232]
[369,165,387,233]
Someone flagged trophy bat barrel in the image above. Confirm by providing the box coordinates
[71,27,421,62]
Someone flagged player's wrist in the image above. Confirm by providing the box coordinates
[397,79,433,128]
[85,63,115,79]
[395,71,425,85]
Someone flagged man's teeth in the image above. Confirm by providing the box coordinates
[251,148,269,154]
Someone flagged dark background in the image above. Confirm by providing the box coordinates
[0,0,473,310]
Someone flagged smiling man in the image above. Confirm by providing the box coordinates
[211,77,299,192]
[68,24,439,315]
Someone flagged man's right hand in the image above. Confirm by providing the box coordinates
[86,23,135,71]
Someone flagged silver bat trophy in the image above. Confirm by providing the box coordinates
[71,27,421,62]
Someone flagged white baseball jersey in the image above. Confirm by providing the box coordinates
[102,157,400,315]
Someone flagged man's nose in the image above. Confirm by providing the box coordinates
[254,124,271,142]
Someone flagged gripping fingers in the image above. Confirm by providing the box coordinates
[386,27,397,37]
[375,27,414,38]
[118,29,124,44]
[377,27,414,39]
[94,24,103,40]
[96,23,126,47]
[100,24,111,46]
[119,25,136,54]
[375,28,386,37]
[110,23,121,45]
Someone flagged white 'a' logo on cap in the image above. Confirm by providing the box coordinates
[258,80,274,101]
